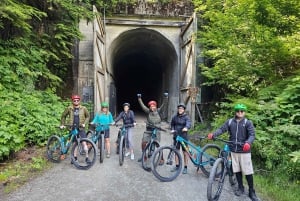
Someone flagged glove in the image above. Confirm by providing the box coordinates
[207,133,214,140]
[243,143,251,152]
[137,94,141,98]
[171,130,176,134]
[81,124,85,128]
[164,92,168,97]
[182,127,188,132]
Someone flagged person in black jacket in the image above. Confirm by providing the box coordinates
[114,103,136,160]
[208,104,260,201]
[170,103,191,174]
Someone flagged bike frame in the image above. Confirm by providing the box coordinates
[60,127,79,154]
[175,135,216,167]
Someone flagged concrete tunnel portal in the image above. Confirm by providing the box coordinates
[110,28,178,113]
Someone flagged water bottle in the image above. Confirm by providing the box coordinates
[224,144,230,152]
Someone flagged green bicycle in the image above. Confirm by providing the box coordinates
[46,124,97,170]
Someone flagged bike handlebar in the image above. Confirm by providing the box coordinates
[146,122,167,132]
[115,123,135,128]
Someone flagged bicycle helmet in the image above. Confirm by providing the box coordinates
[123,102,130,107]
[148,100,157,107]
[234,104,247,111]
[177,103,186,109]
[71,95,81,100]
[101,102,109,108]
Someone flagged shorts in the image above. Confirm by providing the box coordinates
[231,152,254,175]
[142,129,161,143]
[173,133,188,151]
[100,129,110,138]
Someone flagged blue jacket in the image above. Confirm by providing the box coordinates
[171,113,191,135]
[213,117,255,153]
[91,112,114,131]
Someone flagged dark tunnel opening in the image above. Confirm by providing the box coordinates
[110,28,177,113]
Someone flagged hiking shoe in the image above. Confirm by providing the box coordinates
[138,157,142,162]
[234,188,245,196]
[171,166,179,172]
[71,159,79,165]
[182,167,187,174]
[249,189,260,201]
[106,154,110,158]
[125,152,130,157]
[130,153,135,160]
[85,158,92,164]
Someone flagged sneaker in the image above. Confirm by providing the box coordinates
[171,166,179,172]
[130,153,135,160]
[234,188,245,196]
[249,189,260,201]
[106,154,110,158]
[85,158,92,164]
[125,152,130,157]
[182,167,187,174]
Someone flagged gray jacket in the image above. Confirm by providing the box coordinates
[213,117,255,153]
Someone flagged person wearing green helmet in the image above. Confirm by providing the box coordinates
[207,103,260,201]
[90,101,114,158]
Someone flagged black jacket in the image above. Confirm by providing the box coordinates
[114,110,135,126]
[171,113,191,135]
[213,117,255,153]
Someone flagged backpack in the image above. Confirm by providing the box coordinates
[228,118,248,127]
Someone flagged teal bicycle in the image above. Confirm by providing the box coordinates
[141,122,166,171]
[151,133,221,182]
[207,138,239,201]
[116,123,134,166]
[87,124,111,163]
[46,124,97,170]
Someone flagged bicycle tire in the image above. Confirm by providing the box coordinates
[119,136,125,166]
[142,141,160,172]
[46,135,62,163]
[207,158,226,201]
[151,146,182,182]
[99,134,104,163]
[199,144,221,177]
[71,138,97,170]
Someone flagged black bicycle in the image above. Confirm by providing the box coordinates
[207,138,240,201]
[141,123,166,171]
[116,123,134,166]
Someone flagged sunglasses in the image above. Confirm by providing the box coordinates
[236,110,245,113]
[73,99,80,102]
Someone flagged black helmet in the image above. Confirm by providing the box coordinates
[123,102,130,107]
[177,103,186,109]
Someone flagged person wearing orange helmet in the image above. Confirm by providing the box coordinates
[60,95,91,164]
[137,92,168,162]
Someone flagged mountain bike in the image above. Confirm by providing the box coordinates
[87,124,111,163]
[46,124,97,170]
[151,133,221,182]
[116,123,134,166]
[207,138,240,201]
[141,123,166,172]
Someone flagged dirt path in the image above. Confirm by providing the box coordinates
[3,116,252,201]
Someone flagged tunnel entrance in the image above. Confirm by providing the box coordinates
[109,28,178,113]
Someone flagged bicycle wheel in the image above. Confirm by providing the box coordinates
[142,141,160,172]
[119,136,125,166]
[99,134,105,163]
[199,144,221,177]
[151,146,182,182]
[71,138,96,170]
[207,158,226,201]
[46,135,62,163]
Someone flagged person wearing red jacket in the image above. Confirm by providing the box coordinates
[208,104,260,201]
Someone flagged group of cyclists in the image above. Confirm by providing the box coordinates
[60,93,259,201]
